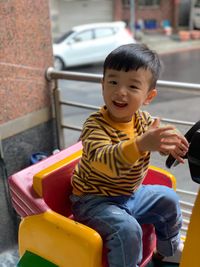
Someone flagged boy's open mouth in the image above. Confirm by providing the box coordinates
[113,100,128,108]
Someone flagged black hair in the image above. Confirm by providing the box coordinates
[103,43,162,90]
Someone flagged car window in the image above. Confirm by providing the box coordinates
[54,31,74,44]
[73,30,93,43]
[94,27,115,39]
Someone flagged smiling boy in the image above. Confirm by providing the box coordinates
[70,44,188,267]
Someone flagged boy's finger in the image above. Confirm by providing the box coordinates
[170,151,185,164]
[179,136,189,147]
[151,117,160,129]
[157,126,176,135]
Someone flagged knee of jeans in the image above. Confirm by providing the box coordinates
[120,219,143,244]
[160,189,180,213]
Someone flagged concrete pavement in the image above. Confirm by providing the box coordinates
[141,32,200,54]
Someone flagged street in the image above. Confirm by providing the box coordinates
[160,50,200,83]
[63,49,200,82]
[59,49,200,196]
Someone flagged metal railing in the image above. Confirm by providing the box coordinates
[46,67,200,234]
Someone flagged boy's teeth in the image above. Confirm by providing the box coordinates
[114,101,127,107]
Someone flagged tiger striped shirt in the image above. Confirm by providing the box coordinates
[72,106,153,196]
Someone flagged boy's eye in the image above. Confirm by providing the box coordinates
[108,80,117,85]
[130,85,139,90]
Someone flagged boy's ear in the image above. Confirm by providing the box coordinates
[143,89,157,105]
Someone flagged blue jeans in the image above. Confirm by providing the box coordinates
[70,185,182,267]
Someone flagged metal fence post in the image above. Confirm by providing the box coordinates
[53,81,65,149]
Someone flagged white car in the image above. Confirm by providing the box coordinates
[53,21,136,70]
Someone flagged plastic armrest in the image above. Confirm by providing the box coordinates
[19,210,103,267]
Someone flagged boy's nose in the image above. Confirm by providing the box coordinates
[117,86,127,96]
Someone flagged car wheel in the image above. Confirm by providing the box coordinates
[54,57,65,71]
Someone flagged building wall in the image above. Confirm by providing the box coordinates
[0,0,55,175]
[50,0,114,38]
[50,0,180,38]
[0,0,55,251]
[136,0,174,27]
[114,0,179,31]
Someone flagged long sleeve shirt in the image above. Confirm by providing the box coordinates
[71,106,153,196]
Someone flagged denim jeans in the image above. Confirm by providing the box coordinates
[70,185,182,267]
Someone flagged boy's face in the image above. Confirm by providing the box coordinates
[102,68,157,123]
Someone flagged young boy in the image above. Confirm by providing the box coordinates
[70,44,189,267]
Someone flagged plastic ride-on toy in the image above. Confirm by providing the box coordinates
[9,141,178,267]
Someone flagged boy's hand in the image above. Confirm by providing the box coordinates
[167,134,189,163]
[136,118,189,163]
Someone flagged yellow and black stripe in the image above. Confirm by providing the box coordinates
[72,106,153,196]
